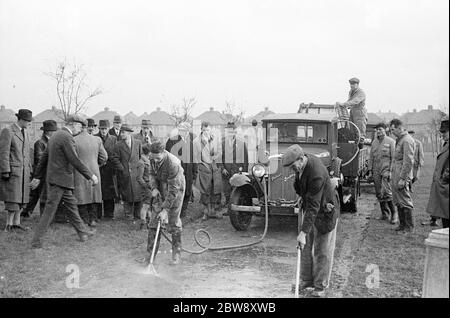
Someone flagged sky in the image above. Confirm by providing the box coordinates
[0,0,448,118]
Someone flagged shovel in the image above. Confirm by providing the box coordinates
[294,244,302,299]
[144,219,161,276]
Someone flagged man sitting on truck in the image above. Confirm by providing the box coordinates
[337,77,367,146]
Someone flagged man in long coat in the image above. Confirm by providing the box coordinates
[165,122,198,218]
[74,123,108,227]
[426,117,449,228]
[193,121,222,220]
[95,119,118,219]
[0,109,33,231]
[408,130,425,187]
[219,122,249,207]
[133,119,156,147]
[31,115,98,248]
[111,124,143,220]
[389,119,416,232]
[369,122,397,223]
[22,120,57,218]
[108,115,122,139]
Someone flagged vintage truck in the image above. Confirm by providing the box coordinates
[228,103,369,231]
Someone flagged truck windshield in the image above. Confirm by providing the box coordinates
[266,122,328,144]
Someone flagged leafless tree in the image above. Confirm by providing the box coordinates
[46,59,102,119]
[427,110,447,155]
[223,100,245,123]
[170,97,197,125]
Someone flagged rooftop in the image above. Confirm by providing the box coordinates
[262,113,337,122]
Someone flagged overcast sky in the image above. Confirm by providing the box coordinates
[0,0,448,118]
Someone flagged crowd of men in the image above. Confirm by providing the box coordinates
[0,110,250,266]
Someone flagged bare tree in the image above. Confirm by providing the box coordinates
[46,59,102,119]
[223,100,245,123]
[170,97,197,125]
[427,110,447,156]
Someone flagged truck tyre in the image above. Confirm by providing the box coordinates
[229,187,253,231]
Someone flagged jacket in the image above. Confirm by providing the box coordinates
[95,132,118,200]
[218,136,249,178]
[294,155,339,235]
[342,87,366,110]
[426,142,449,219]
[369,135,396,176]
[193,133,222,195]
[34,127,92,190]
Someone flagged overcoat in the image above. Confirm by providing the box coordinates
[0,123,32,204]
[426,142,449,219]
[73,131,107,204]
[193,134,222,196]
[95,132,117,200]
[111,138,143,202]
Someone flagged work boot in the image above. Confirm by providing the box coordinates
[170,231,182,265]
[79,229,96,242]
[123,202,133,220]
[403,208,414,232]
[395,207,406,232]
[387,201,398,224]
[377,202,389,220]
[147,228,161,256]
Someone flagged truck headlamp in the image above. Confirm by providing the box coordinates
[252,164,266,178]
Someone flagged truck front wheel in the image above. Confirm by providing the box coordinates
[229,186,254,231]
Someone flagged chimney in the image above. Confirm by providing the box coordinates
[104,107,109,111]
[210,107,214,111]
[428,105,433,110]
[52,105,57,111]
[264,107,269,111]
[157,107,161,111]
[1,105,5,111]
[413,108,417,113]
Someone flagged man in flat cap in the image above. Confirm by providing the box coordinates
[109,115,122,139]
[30,115,99,248]
[425,117,449,228]
[165,121,198,218]
[219,122,248,211]
[22,120,58,218]
[0,109,33,231]
[95,119,118,219]
[282,144,339,297]
[111,124,144,220]
[145,140,185,265]
[133,119,156,147]
[337,77,368,145]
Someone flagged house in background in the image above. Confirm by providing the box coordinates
[375,110,400,123]
[401,105,447,153]
[137,107,175,139]
[194,107,228,137]
[91,107,121,126]
[0,105,16,130]
[123,111,140,126]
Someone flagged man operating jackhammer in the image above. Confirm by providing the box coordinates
[282,144,340,298]
[145,141,186,265]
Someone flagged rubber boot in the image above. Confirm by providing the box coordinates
[395,207,405,232]
[387,201,398,224]
[378,202,389,220]
[170,231,182,265]
[147,228,161,260]
[403,208,414,232]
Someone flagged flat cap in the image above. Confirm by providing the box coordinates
[120,124,133,132]
[281,144,305,167]
[149,140,165,154]
[440,116,449,132]
[349,77,360,84]
[66,114,87,126]
[87,118,97,127]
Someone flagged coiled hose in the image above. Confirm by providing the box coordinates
[160,179,270,254]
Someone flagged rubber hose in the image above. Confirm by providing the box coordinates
[160,179,271,254]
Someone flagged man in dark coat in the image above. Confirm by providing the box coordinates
[22,120,58,218]
[108,115,122,139]
[282,145,340,297]
[30,115,99,248]
[95,119,118,219]
[426,117,449,228]
[111,124,143,220]
[219,122,249,207]
[133,119,156,146]
[165,121,198,218]
[0,109,33,231]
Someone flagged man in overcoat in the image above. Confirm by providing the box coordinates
[111,124,143,220]
[165,121,198,218]
[109,115,122,139]
[133,119,156,146]
[30,115,98,248]
[389,119,416,232]
[74,123,108,226]
[282,145,340,298]
[95,119,118,219]
[0,109,33,231]
[425,117,449,228]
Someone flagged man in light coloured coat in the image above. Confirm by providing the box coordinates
[74,123,108,227]
[389,119,416,232]
[0,109,33,231]
[408,130,424,188]
[369,122,397,223]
